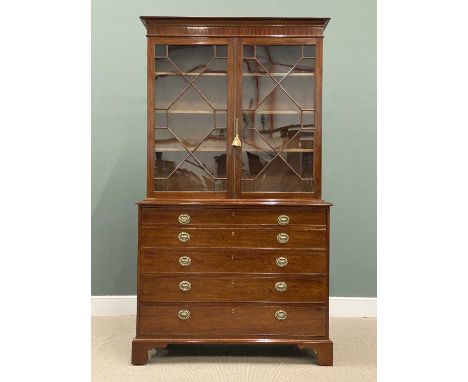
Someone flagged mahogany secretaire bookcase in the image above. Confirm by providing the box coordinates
[132,17,333,366]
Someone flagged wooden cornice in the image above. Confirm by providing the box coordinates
[140,16,330,38]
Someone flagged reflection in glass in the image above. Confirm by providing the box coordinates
[280,75,315,109]
[279,130,314,178]
[168,45,213,73]
[169,113,214,151]
[215,45,227,57]
[155,58,180,73]
[243,45,254,58]
[256,45,301,73]
[215,112,227,128]
[155,75,189,109]
[242,75,276,110]
[193,60,227,109]
[254,113,301,151]
[154,110,167,128]
[155,45,167,57]
[166,156,215,191]
[303,45,316,58]
[302,111,315,128]
[193,129,228,177]
[254,157,302,192]
[241,129,276,178]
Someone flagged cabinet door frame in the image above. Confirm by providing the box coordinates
[147,36,235,198]
[234,37,322,199]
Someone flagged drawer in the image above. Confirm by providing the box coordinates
[139,304,327,337]
[140,249,327,274]
[140,207,327,227]
[140,275,327,303]
[140,227,327,249]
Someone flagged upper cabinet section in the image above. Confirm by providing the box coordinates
[141,18,328,199]
[140,17,330,38]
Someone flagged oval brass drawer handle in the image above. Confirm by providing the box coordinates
[277,233,289,244]
[179,256,191,266]
[179,280,191,292]
[178,232,191,243]
[178,309,190,320]
[277,215,290,225]
[275,310,287,320]
[178,214,191,224]
[275,281,288,292]
[275,257,288,267]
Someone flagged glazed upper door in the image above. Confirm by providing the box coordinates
[148,38,234,197]
[236,38,322,198]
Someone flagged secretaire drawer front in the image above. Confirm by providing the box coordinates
[140,275,327,303]
[139,304,327,337]
[140,207,327,226]
[140,228,327,249]
[140,250,327,274]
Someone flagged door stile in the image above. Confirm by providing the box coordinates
[233,37,243,198]
[226,38,236,198]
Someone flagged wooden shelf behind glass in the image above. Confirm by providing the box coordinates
[155,148,313,152]
[155,72,314,77]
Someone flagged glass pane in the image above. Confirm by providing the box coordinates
[214,179,227,191]
[254,112,301,151]
[168,45,213,73]
[215,45,227,57]
[155,58,180,73]
[303,45,316,58]
[256,87,300,112]
[193,129,227,177]
[303,111,315,128]
[302,180,314,192]
[153,44,227,192]
[241,129,276,179]
[256,45,301,74]
[215,112,227,128]
[167,156,215,191]
[243,45,254,58]
[154,110,167,128]
[155,45,167,57]
[168,112,214,151]
[279,130,314,178]
[280,75,315,109]
[154,129,188,178]
[193,59,227,109]
[254,157,302,192]
[155,74,189,109]
[154,179,167,191]
[242,73,276,110]
[241,44,316,193]
[243,58,268,74]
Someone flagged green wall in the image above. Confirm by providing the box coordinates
[92,0,376,297]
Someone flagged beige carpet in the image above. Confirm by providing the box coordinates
[92,316,376,381]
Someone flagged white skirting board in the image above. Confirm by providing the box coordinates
[91,296,376,317]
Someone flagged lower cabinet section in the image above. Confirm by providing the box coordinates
[133,201,333,366]
[139,304,327,337]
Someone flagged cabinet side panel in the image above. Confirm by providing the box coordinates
[314,38,323,198]
[147,40,155,197]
